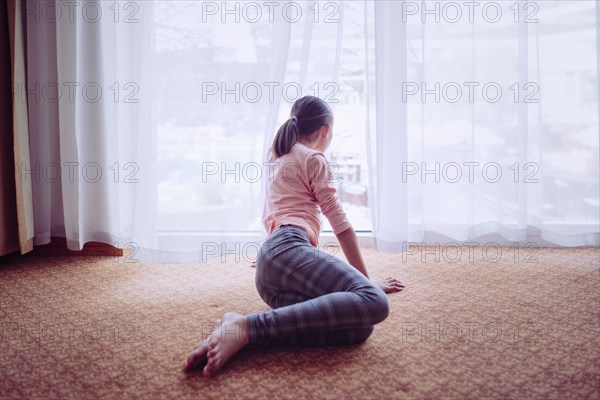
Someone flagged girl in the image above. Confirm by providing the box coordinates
[183,96,404,377]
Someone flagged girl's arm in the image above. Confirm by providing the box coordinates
[336,227,369,278]
[309,154,403,292]
[337,226,406,294]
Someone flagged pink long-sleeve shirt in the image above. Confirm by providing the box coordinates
[262,142,352,247]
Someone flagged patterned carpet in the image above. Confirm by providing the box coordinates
[1,246,599,399]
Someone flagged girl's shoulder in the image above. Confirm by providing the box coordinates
[292,142,325,160]
[269,143,328,168]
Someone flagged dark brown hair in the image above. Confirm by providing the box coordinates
[271,96,333,159]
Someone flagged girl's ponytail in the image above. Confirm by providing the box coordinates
[271,117,299,159]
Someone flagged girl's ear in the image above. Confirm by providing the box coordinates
[321,124,331,137]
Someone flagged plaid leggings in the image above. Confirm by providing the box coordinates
[247,225,389,347]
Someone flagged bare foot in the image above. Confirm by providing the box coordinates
[183,312,249,377]
[182,318,222,372]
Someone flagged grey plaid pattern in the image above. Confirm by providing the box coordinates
[247,225,389,347]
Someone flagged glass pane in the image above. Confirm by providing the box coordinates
[155,1,373,232]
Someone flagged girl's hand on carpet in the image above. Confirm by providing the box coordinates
[373,277,405,293]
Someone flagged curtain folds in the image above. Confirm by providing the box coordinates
[25,0,157,254]
[364,0,599,249]
[7,0,34,255]
[7,0,599,263]
[365,1,410,252]
[0,1,19,256]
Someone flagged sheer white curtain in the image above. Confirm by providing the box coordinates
[25,0,347,263]
[26,1,157,254]
[23,0,598,264]
[365,0,599,249]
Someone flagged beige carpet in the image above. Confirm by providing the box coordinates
[1,246,599,399]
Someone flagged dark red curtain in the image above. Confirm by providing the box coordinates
[0,1,19,256]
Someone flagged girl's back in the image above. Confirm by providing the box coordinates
[263,141,351,247]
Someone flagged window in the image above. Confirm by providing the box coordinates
[155,1,372,232]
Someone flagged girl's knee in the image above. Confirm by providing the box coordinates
[365,288,389,324]
[352,325,374,344]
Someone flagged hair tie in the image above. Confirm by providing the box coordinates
[290,116,298,124]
